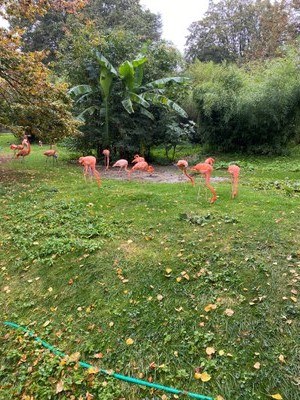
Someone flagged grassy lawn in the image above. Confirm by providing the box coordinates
[0,133,299,400]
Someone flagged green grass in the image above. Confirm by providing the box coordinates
[0,133,299,400]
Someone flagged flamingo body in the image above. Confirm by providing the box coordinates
[79,156,101,187]
[228,164,240,198]
[112,159,129,172]
[191,163,217,203]
[205,157,215,165]
[176,160,194,185]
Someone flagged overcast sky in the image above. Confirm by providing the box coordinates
[141,0,209,52]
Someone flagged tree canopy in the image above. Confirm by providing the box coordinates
[0,0,82,141]
[185,0,300,63]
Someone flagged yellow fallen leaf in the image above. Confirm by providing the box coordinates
[194,372,211,382]
[126,338,134,345]
[218,350,225,356]
[87,367,99,374]
[199,372,211,382]
[216,396,224,400]
[253,362,261,370]
[204,303,217,312]
[205,347,215,355]
[271,394,283,400]
[157,294,164,301]
[165,268,172,274]
[278,354,285,363]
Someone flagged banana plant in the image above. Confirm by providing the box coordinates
[69,51,118,146]
[119,56,189,119]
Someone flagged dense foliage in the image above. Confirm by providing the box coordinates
[185,0,300,64]
[0,0,82,141]
[187,49,300,153]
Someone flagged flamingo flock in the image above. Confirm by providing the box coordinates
[8,139,240,201]
[177,157,240,203]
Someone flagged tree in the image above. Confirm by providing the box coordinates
[69,51,188,157]
[0,0,81,141]
[185,0,299,63]
[9,0,162,63]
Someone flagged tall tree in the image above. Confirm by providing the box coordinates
[0,0,80,140]
[185,0,299,63]
[10,0,162,63]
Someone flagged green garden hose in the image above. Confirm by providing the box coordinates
[4,321,213,400]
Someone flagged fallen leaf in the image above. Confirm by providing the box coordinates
[194,371,211,382]
[157,294,163,301]
[126,338,134,345]
[204,303,217,312]
[224,308,234,316]
[93,353,103,359]
[55,380,64,394]
[42,320,51,327]
[253,362,261,370]
[87,367,99,374]
[278,354,285,363]
[271,394,283,400]
[165,268,172,274]
[68,352,81,362]
[205,347,215,356]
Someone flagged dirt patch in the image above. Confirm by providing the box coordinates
[101,165,229,184]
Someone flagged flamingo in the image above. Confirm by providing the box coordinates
[228,164,240,198]
[128,161,154,179]
[16,140,31,161]
[205,157,215,165]
[79,156,101,187]
[102,149,110,170]
[10,144,24,157]
[190,162,217,203]
[112,159,129,173]
[44,149,58,164]
[176,160,195,185]
[132,154,145,163]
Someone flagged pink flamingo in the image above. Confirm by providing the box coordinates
[128,161,154,179]
[10,144,24,157]
[102,149,110,170]
[176,160,195,185]
[190,163,217,203]
[132,154,145,163]
[112,159,129,173]
[16,140,31,161]
[228,164,240,198]
[44,149,58,163]
[79,156,101,187]
[205,157,215,165]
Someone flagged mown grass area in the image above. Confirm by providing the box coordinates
[0,133,299,400]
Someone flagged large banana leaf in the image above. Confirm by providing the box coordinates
[95,51,118,77]
[140,107,154,120]
[68,85,93,97]
[143,93,188,118]
[76,106,100,121]
[130,92,150,108]
[119,61,135,91]
[122,98,134,114]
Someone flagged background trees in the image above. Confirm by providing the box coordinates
[185,0,300,64]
